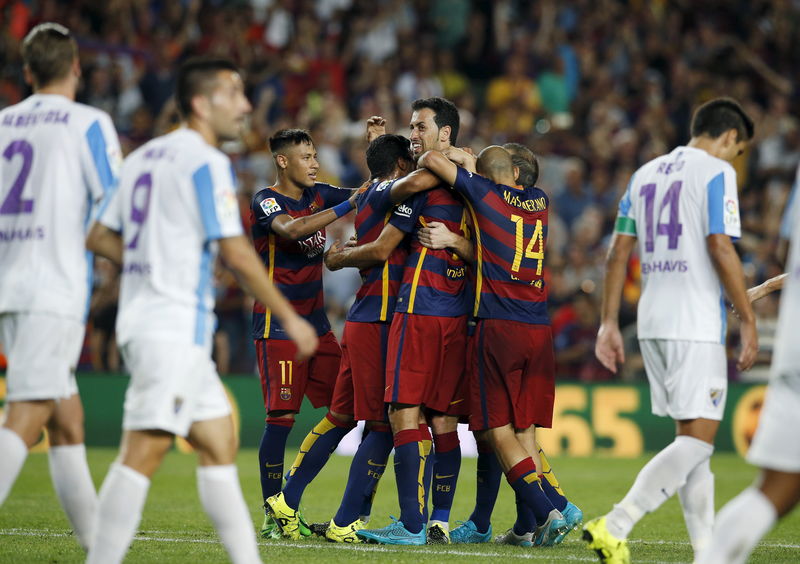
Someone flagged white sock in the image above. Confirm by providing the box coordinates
[606,435,713,539]
[0,428,28,504]
[197,465,262,564]
[48,444,98,550]
[696,487,777,564]
[678,457,714,557]
[87,463,150,564]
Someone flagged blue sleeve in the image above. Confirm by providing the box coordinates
[453,166,490,203]
[316,183,352,207]
[252,190,289,232]
[193,164,223,239]
[390,191,425,234]
[780,176,798,240]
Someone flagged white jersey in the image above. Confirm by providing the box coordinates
[773,165,800,376]
[99,128,243,349]
[615,146,741,343]
[0,94,121,319]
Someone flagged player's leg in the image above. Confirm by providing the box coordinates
[450,430,500,543]
[536,441,583,538]
[0,400,53,503]
[189,415,261,564]
[427,413,460,543]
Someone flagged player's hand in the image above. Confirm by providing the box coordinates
[737,318,759,372]
[324,240,344,271]
[418,221,456,250]
[344,234,358,248]
[283,315,319,361]
[595,322,625,374]
[366,116,386,143]
[444,147,477,172]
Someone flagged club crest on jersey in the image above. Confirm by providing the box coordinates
[280,387,292,401]
[309,201,319,213]
[395,204,413,218]
[260,197,282,216]
[174,397,184,414]
[375,181,391,192]
[709,388,724,407]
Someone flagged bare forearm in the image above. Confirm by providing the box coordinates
[86,223,124,266]
[277,206,349,241]
[600,237,632,324]
[327,244,387,270]
[449,236,475,263]
[749,273,788,303]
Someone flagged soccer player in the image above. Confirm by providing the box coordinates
[584,98,758,564]
[354,98,471,546]
[264,133,417,541]
[416,144,570,546]
[84,58,317,564]
[252,128,358,539]
[695,164,799,564]
[0,23,121,550]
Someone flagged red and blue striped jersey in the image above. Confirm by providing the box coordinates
[347,179,417,323]
[452,167,549,325]
[250,183,351,339]
[394,186,470,317]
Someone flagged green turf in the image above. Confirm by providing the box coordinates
[1,448,799,563]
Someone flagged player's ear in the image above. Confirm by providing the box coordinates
[22,64,34,87]
[191,94,211,121]
[513,165,520,184]
[71,57,81,80]
[276,154,288,170]
[439,125,451,144]
[723,128,739,148]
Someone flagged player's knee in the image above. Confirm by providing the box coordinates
[328,410,354,425]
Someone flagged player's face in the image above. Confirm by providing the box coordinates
[283,142,319,188]
[409,108,444,156]
[207,70,252,142]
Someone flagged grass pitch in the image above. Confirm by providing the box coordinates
[1,448,799,563]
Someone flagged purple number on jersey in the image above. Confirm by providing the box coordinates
[0,140,34,215]
[127,172,153,249]
[640,180,683,252]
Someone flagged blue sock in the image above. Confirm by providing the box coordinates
[431,432,461,523]
[420,425,433,524]
[334,425,393,526]
[283,413,354,510]
[540,476,568,511]
[506,458,555,524]
[259,419,293,504]
[513,492,537,534]
[468,441,501,533]
[393,429,425,534]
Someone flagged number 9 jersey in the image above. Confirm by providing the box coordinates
[615,146,741,343]
[0,94,121,319]
[99,128,243,350]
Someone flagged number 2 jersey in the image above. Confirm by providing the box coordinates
[0,94,120,319]
[615,145,741,343]
[250,182,352,339]
[99,128,243,349]
[452,167,549,325]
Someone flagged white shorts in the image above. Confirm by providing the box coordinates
[121,339,231,437]
[0,312,82,401]
[747,371,800,472]
[640,339,727,421]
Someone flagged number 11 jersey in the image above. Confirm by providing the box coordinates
[615,145,741,343]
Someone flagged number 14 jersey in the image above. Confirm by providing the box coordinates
[615,145,741,343]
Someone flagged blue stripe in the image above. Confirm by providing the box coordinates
[780,178,797,240]
[194,242,213,346]
[707,172,725,234]
[477,321,489,429]
[262,340,271,408]
[619,178,633,216]
[82,191,94,322]
[719,287,727,345]
[392,314,410,404]
[86,120,116,195]
[380,322,389,373]
[193,164,223,239]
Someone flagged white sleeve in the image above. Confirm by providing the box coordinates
[97,179,124,233]
[192,156,244,241]
[705,164,741,239]
[83,111,122,203]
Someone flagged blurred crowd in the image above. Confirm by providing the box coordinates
[1,0,798,380]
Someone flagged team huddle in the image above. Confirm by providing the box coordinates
[1,22,799,564]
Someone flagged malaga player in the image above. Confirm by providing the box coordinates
[0,23,121,550]
[252,128,358,538]
[266,134,418,542]
[85,58,317,564]
[585,98,758,564]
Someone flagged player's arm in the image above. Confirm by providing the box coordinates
[325,223,405,271]
[747,273,787,303]
[417,150,460,187]
[595,232,636,374]
[86,222,124,265]
[418,221,475,263]
[219,235,318,360]
[388,168,441,204]
[269,190,359,241]
[707,234,758,371]
[366,116,386,143]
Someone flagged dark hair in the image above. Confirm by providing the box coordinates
[690,97,754,142]
[411,97,460,145]
[503,142,539,187]
[175,57,239,119]
[366,134,413,179]
[22,23,77,88]
[269,128,314,156]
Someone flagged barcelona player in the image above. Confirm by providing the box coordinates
[251,129,357,538]
[265,133,417,541]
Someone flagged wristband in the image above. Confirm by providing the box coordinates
[333,199,354,218]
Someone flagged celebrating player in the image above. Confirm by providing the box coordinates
[252,128,358,539]
[0,23,121,550]
[584,98,758,564]
[85,58,317,564]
